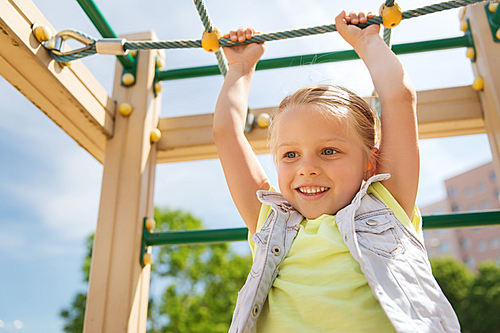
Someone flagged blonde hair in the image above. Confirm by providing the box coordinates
[269,85,380,163]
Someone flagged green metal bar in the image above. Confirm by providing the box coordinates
[144,210,500,247]
[423,210,500,230]
[76,0,135,70]
[156,35,472,81]
[145,227,249,247]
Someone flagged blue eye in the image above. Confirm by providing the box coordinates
[285,152,297,159]
[323,148,336,155]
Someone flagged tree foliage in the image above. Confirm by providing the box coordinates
[148,208,251,333]
[60,208,251,333]
[431,257,500,333]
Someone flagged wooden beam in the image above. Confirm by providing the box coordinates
[156,85,485,163]
[465,4,500,185]
[0,0,114,162]
[417,85,484,139]
[84,32,162,333]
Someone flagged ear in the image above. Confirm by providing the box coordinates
[364,147,379,180]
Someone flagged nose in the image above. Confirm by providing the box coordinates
[298,154,320,176]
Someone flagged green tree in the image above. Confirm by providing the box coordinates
[149,208,251,333]
[430,256,474,324]
[462,262,500,333]
[60,208,251,333]
[431,257,500,333]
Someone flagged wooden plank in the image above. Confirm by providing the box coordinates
[417,85,484,139]
[0,0,114,162]
[465,4,500,186]
[84,32,162,333]
[156,86,485,163]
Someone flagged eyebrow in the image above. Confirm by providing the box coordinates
[278,137,347,148]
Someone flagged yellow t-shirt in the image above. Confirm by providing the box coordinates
[248,182,422,333]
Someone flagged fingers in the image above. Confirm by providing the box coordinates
[335,10,348,33]
[226,27,258,42]
[345,11,376,25]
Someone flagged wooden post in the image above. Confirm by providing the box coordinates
[466,4,500,183]
[83,31,162,333]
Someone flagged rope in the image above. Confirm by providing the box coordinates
[383,28,392,47]
[193,0,228,76]
[194,0,214,33]
[49,30,97,63]
[215,50,228,76]
[49,0,487,63]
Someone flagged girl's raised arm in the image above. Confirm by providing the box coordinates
[336,11,419,219]
[213,28,270,234]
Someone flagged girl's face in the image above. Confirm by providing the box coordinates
[275,105,369,219]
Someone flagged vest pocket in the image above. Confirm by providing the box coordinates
[355,213,405,258]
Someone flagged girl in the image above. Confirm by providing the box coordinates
[213,10,460,333]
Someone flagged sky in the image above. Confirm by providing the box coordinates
[0,0,495,331]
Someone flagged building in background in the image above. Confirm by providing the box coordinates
[421,162,500,269]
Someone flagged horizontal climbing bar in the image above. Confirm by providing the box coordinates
[422,210,500,229]
[155,35,472,81]
[144,210,500,247]
[76,0,135,70]
[145,227,248,247]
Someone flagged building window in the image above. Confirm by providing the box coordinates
[469,205,478,211]
[481,201,491,209]
[491,237,500,249]
[461,238,471,249]
[436,230,447,235]
[477,241,487,252]
[452,203,461,212]
[477,183,487,193]
[449,187,458,198]
[439,242,450,253]
[491,171,497,182]
[465,188,474,198]
[465,256,476,268]
[432,208,443,215]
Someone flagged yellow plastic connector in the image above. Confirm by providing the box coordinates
[150,128,162,143]
[122,73,135,86]
[201,27,223,52]
[256,113,271,128]
[465,47,475,60]
[472,77,484,91]
[118,102,133,117]
[379,3,402,29]
[32,24,52,43]
[145,218,156,231]
[143,253,153,265]
[156,57,165,69]
[460,20,469,32]
[488,2,498,13]
[154,82,162,94]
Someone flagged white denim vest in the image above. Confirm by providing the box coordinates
[229,174,460,333]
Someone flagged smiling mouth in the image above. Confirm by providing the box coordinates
[296,186,330,195]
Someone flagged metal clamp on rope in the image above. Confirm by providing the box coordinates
[95,38,129,55]
[44,30,95,56]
